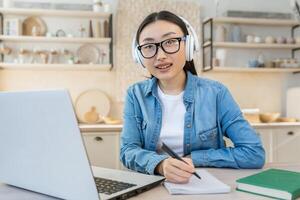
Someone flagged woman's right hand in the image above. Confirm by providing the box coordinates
[156,157,195,183]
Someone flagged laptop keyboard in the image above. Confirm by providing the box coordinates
[94,177,137,195]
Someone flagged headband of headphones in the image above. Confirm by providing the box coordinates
[132,15,199,65]
[179,16,200,52]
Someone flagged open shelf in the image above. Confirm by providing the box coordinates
[213,42,300,49]
[0,63,112,71]
[204,66,300,73]
[0,8,111,18]
[0,35,111,43]
[206,17,299,26]
[202,17,300,73]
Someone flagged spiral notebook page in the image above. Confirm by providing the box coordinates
[164,169,231,195]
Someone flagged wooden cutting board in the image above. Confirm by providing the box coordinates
[75,89,110,123]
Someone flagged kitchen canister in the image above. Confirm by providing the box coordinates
[215,25,226,42]
[248,59,259,68]
[246,35,254,43]
[254,36,262,43]
[265,36,275,44]
[212,57,220,67]
[216,49,227,67]
[257,52,265,67]
[230,25,242,42]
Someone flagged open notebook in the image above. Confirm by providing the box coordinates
[164,169,231,195]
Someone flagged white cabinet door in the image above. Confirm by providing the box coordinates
[82,132,120,169]
[273,128,300,163]
[254,129,271,163]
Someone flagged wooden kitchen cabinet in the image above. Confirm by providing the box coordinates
[273,128,300,163]
[225,124,300,163]
[255,125,300,163]
[255,129,272,162]
[82,132,121,169]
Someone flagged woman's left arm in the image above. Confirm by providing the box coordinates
[191,85,265,169]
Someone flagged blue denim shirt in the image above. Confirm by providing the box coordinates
[120,71,265,175]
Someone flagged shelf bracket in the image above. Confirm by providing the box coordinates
[202,18,213,72]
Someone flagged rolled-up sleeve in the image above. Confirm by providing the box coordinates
[120,87,168,174]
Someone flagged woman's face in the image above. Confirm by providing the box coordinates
[138,20,186,81]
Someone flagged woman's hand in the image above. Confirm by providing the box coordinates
[156,157,195,183]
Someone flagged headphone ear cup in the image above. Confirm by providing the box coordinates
[188,36,194,61]
[185,35,192,61]
[133,47,139,64]
[135,47,145,67]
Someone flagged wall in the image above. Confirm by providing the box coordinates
[114,0,201,101]
[1,0,299,119]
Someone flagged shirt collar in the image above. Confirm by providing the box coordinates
[144,71,195,103]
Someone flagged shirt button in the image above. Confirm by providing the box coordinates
[186,124,191,128]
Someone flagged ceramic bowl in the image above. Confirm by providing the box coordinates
[265,36,275,44]
[254,36,262,43]
[259,112,280,123]
[276,36,286,44]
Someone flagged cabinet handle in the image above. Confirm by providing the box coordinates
[287,131,294,136]
[94,136,103,141]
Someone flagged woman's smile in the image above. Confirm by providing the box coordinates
[155,62,173,72]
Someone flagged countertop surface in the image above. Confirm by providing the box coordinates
[1,162,299,200]
[79,122,300,132]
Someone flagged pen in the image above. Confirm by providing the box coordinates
[161,142,201,179]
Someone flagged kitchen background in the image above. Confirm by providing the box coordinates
[0,0,299,120]
[0,0,300,166]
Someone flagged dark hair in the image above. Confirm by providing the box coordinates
[135,10,197,76]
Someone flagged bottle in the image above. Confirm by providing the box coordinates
[231,25,241,42]
[215,25,226,42]
[257,52,265,68]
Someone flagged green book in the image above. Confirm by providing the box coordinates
[236,168,300,200]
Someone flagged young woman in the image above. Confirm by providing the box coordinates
[120,10,265,183]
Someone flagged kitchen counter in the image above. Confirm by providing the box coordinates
[79,122,300,132]
[251,122,300,128]
[79,124,122,132]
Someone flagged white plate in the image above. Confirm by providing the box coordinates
[75,89,110,123]
[77,44,100,64]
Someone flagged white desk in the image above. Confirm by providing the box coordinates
[0,163,299,200]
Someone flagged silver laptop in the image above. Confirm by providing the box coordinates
[0,89,165,200]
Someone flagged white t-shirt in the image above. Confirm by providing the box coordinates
[157,85,186,156]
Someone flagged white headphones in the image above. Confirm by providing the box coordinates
[131,16,199,66]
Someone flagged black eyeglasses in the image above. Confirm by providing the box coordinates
[137,37,185,59]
